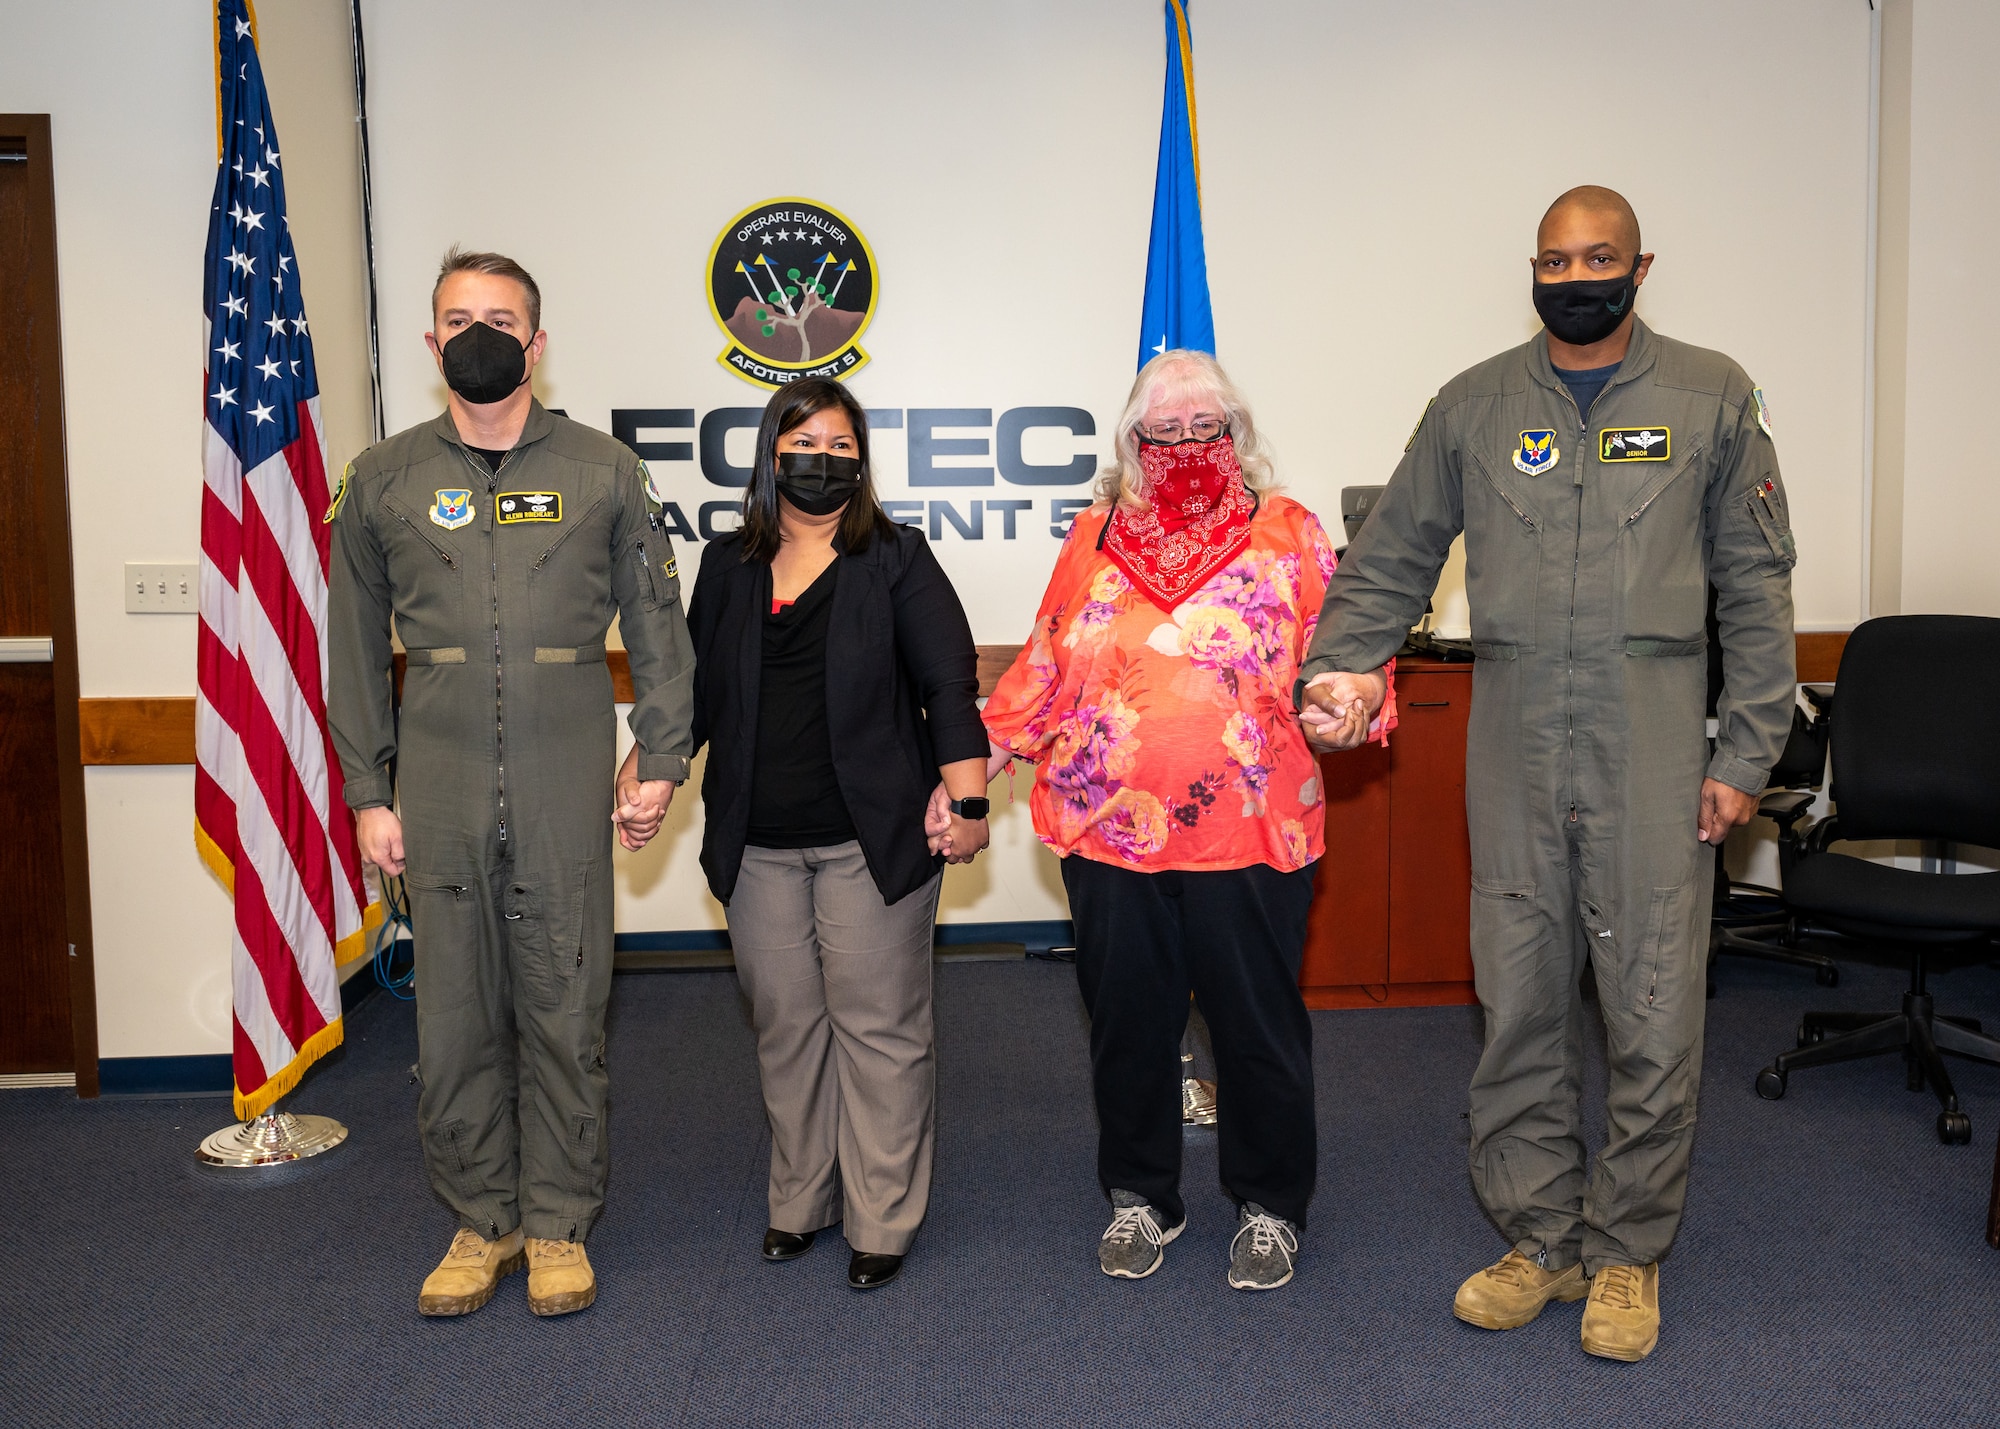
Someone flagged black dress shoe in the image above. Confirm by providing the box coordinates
[847,1251,903,1290]
[762,1228,816,1262]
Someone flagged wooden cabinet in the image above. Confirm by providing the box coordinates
[1298,658,1478,1010]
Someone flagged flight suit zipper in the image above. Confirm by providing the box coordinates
[530,492,605,569]
[462,446,513,846]
[1558,385,1587,828]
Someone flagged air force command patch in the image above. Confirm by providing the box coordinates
[1513,430,1559,476]
[1752,387,1774,438]
[640,459,667,506]
[496,491,562,524]
[1599,427,1671,461]
[430,488,475,530]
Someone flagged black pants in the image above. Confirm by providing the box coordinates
[1062,855,1319,1228]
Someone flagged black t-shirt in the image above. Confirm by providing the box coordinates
[745,559,857,849]
[466,444,511,474]
[1554,360,1621,421]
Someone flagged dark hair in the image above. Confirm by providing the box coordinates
[739,377,896,563]
[432,246,542,331]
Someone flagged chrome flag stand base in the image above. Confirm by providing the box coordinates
[197,1108,348,1168]
[1181,1052,1218,1126]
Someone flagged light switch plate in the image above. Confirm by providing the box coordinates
[126,562,199,613]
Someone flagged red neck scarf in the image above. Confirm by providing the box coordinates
[1100,434,1256,612]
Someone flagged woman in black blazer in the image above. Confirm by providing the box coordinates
[687,376,991,1291]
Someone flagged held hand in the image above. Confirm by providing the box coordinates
[940,815,990,864]
[1301,671,1383,752]
[355,806,406,877]
[1697,778,1759,844]
[925,782,953,854]
[614,776,676,851]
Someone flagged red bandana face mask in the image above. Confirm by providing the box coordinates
[1100,432,1256,612]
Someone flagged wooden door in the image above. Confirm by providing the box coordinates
[0,117,96,1089]
[1387,666,1474,985]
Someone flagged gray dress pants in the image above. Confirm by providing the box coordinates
[727,842,942,1256]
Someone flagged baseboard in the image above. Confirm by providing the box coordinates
[97,1054,233,1098]
[611,920,1075,972]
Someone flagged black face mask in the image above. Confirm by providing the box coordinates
[775,451,863,516]
[1531,262,1640,347]
[439,321,531,405]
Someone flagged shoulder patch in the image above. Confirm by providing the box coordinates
[1752,387,1773,438]
[1405,397,1436,453]
[323,463,353,524]
[640,459,667,506]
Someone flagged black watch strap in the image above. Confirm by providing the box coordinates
[948,796,991,820]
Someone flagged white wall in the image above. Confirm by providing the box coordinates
[9,0,1935,1056]
[1901,0,2000,616]
[363,0,1877,938]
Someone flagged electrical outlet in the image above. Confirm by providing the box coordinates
[126,562,199,613]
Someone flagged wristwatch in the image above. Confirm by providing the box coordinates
[948,796,991,820]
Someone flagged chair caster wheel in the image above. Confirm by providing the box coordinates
[1939,1111,1973,1146]
[1756,1068,1787,1100]
[1814,965,1839,988]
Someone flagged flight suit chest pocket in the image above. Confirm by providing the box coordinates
[523,491,608,648]
[1462,448,1544,653]
[379,495,465,632]
[505,874,586,1012]
[1614,440,1707,646]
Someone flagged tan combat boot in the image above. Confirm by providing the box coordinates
[526,1236,597,1316]
[1581,1262,1660,1361]
[1452,1249,1590,1330]
[418,1226,525,1317]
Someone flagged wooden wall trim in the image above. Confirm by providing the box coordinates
[77,632,1850,766]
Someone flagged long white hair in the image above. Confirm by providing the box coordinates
[1092,349,1279,509]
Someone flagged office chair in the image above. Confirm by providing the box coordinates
[1704,586,1839,987]
[1751,615,2000,1144]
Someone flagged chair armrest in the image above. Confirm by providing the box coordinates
[1757,790,1815,836]
[1800,684,1834,716]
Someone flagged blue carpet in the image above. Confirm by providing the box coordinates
[4,953,2000,1427]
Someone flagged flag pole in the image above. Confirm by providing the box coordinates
[196,0,373,1170]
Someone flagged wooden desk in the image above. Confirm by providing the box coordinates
[1300,657,1477,1010]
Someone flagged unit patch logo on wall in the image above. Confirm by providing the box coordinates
[707,197,877,389]
[497,491,562,524]
[1599,427,1671,462]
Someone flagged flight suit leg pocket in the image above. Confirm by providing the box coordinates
[506,877,587,1012]
[1634,877,1706,1056]
[404,872,480,1013]
[1468,879,1549,1027]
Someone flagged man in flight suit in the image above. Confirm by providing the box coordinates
[329,249,694,1317]
[1299,188,1797,1360]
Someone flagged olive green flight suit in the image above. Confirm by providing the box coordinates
[329,400,694,1245]
[1302,320,1796,1271]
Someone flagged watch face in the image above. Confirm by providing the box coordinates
[954,797,991,820]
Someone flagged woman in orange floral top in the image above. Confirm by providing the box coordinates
[979,351,1394,1291]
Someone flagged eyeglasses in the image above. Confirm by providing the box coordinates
[1138,418,1228,445]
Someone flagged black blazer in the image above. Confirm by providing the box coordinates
[688,524,987,905]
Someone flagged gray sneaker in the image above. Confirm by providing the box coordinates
[1227,1202,1299,1290]
[1098,1189,1184,1279]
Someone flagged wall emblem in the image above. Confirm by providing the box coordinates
[707,197,878,389]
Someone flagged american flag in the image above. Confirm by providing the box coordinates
[195,0,373,1121]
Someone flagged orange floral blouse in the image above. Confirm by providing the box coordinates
[984,494,1397,874]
